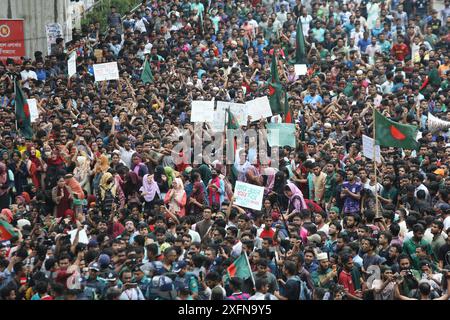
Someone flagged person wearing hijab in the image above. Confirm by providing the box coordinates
[0,208,13,223]
[164,178,187,218]
[0,162,13,209]
[73,155,92,194]
[131,153,148,182]
[92,154,110,192]
[284,182,307,216]
[52,176,73,219]
[154,165,169,199]
[140,174,161,214]
[198,164,212,186]
[9,151,29,195]
[207,169,225,210]
[271,170,289,211]
[22,151,39,190]
[260,162,278,195]
[164,166,177,187]
[188,179,207,221]
[64,174,86,217]
[97,172,119,216]
[44,150,66,192]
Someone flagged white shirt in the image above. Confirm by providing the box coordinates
[20,69,38,89]
[249,292,279,300]
[300,15,313,36]
[444,216,450,232]
[119,146,136,168]
[189,229,201,243]
[119,287,145,300]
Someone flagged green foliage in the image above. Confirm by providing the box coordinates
[80,0,142,32]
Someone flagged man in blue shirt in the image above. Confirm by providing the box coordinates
[357,32,371,53]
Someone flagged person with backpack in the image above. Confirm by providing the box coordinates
[275,260,311,300]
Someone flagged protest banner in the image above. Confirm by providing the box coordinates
[234,181,265,211]
[266,123,296,147]
[211,102,227,131]
[190,101,215,123]
[0,19,25,63]
[93,62,120,82]
[246,96,273,121]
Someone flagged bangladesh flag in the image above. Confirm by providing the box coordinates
[284,92,293,123]
[0,220,17,242]
[15,80,33,139]
[292,20,307,64]
[227,253,252,280]
[141,58,154,84]
[227,108,239,130]
[268,54,283,115]
[374,109,419,150]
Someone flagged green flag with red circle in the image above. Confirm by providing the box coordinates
[14,80,33,139]
[374,109,419,150]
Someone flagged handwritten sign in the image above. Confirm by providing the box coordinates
[294,64,308,76]
[93,62,119,82]
[190,101,215,123]
[362,135,381,163]
[27,99,39,123]
[45,23,63,55]
[234,181,265,211]
[266,123,296,147]
[246,96,273,121]
[68,52,77,78]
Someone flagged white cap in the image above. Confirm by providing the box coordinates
[316,252,328,261]
[324,123,332,129]
[356,70,363,75]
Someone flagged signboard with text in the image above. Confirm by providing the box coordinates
[0,19,25,63]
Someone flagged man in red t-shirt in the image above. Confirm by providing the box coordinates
[338,254,363,300]
[258,215,276,241]
[391,35,409,61]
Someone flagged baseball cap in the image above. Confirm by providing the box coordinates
[89,262,100,271]
[172,261,187,273]
[105,272,118,281]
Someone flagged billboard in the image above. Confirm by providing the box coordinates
[0,19,25,63]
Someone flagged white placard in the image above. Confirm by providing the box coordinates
[190,101,215,123]
[27,99,39,123]
[294,64,308,76]
[245,96,273,121]
[68,52,77,78]
[93,62,120,82]
[45,23,63,55]
[69,228,89,245]
[211,102,227,131]
[234,181,265,211]
[362,135,381,163]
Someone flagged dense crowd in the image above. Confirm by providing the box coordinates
[0,0,450,300]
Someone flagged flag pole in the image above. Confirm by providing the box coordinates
[243,250,256,288]
[372,104,380,218]
[13,76,18,133]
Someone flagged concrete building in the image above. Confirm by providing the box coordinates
[0,0,72,57]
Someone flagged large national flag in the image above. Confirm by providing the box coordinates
[268,54,283,114]
[0,220,17,242]
[374,109,419,150]
[141,58,154,84]
[227,253,252,280]
[14,80,33,139]
[293,20,307,64]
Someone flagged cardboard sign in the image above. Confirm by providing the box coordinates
[190,100,215,123]
[27,99,39,123]
[93,62,119,82]
[294,64,308,76]
[246,96,273,121]
[362,135,381,163]
[266,123,296,147]
[68,52,77,78]
[234,181,265,211]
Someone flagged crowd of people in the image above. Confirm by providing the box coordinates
[0,0,450,300]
